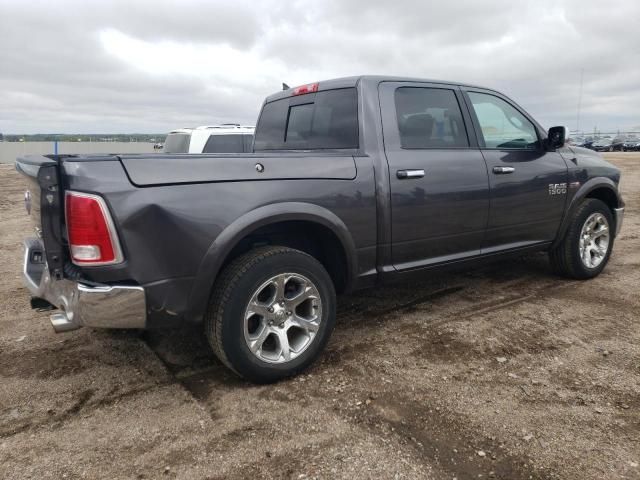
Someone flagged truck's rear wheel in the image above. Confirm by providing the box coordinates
[549,198,614,279]
[205,246,336,383]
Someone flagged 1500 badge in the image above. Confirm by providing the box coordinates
[549,183,567,195]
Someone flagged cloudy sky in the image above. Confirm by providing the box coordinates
[1,0,639,134]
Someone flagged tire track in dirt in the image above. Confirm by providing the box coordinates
[352,392,549,480]
[0,381,173,439]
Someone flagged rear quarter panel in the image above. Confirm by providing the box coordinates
[62,156,377,325]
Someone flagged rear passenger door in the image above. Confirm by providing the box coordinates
[379,82,490,270]
[461,89,568,251]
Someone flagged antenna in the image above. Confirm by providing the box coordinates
[576,69,584,133]
[282,83,290,91]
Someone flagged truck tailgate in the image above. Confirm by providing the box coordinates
[119,153,357,186]
[15,155,66,280]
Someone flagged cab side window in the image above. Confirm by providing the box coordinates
[394,87,469,149]
[467,92,538,150]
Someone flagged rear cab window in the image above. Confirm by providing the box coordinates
[254,88,359,151]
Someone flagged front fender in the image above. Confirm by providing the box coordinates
[186,202,357,322]
[553,177,622,247]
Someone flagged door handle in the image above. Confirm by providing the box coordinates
[493,166,515,174]
[397,169,425,179]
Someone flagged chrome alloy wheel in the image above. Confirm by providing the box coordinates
[243,273,322,364]
[579,212,610,268]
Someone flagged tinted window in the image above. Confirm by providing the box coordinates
[468,92,538,149]
[254,88,358,150]
[163,133,190,153]
[395,87,469,148]
[203,134,244,153]
[242,134,254,152]
[286,103,315,143]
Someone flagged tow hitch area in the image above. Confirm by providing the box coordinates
[22,238,147,333]
[29,297,54,311]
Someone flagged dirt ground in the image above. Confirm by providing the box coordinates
[1,154,638,480]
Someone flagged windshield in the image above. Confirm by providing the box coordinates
[163,133,191,153]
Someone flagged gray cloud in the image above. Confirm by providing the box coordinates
[0,0,639,133]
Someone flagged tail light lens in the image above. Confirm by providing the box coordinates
[65,191,123,265]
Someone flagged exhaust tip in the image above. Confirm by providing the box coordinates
[50,312,81,333]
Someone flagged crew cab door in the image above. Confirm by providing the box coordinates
[379,82,490,270]
[461,89,568,251]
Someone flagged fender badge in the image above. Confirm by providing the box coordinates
[548,183,567,195]
[569,181,581,189]
[255,163,264,173]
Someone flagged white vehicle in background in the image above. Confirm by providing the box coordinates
[163,124,255,153]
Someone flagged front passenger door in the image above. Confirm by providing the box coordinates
[463,90,568,252]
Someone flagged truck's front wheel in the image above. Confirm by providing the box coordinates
[205,246,336,383]
[549,198,614,279]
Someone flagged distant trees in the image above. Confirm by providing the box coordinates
[0,134,166,142]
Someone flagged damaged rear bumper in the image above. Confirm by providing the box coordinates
[23,238,146,332]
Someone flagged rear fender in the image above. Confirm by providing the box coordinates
[186,202,357,322]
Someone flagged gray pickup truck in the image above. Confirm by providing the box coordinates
[17,76,624,383]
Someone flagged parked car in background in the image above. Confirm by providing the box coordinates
[618,137,640,151]
[611,137,628,151]
[570,136,597,149]
[163,124,255,153]
[16,75,625,383]
[592,138,613,152]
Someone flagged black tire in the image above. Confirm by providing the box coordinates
[205,246,336,383]
[549,198,614,279]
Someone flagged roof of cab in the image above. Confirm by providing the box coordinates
[264,75,493,103]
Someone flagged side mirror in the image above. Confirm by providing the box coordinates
[548,126,569,149]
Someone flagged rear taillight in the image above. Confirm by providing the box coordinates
[292,82,319,96]
[65,191,123,265]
